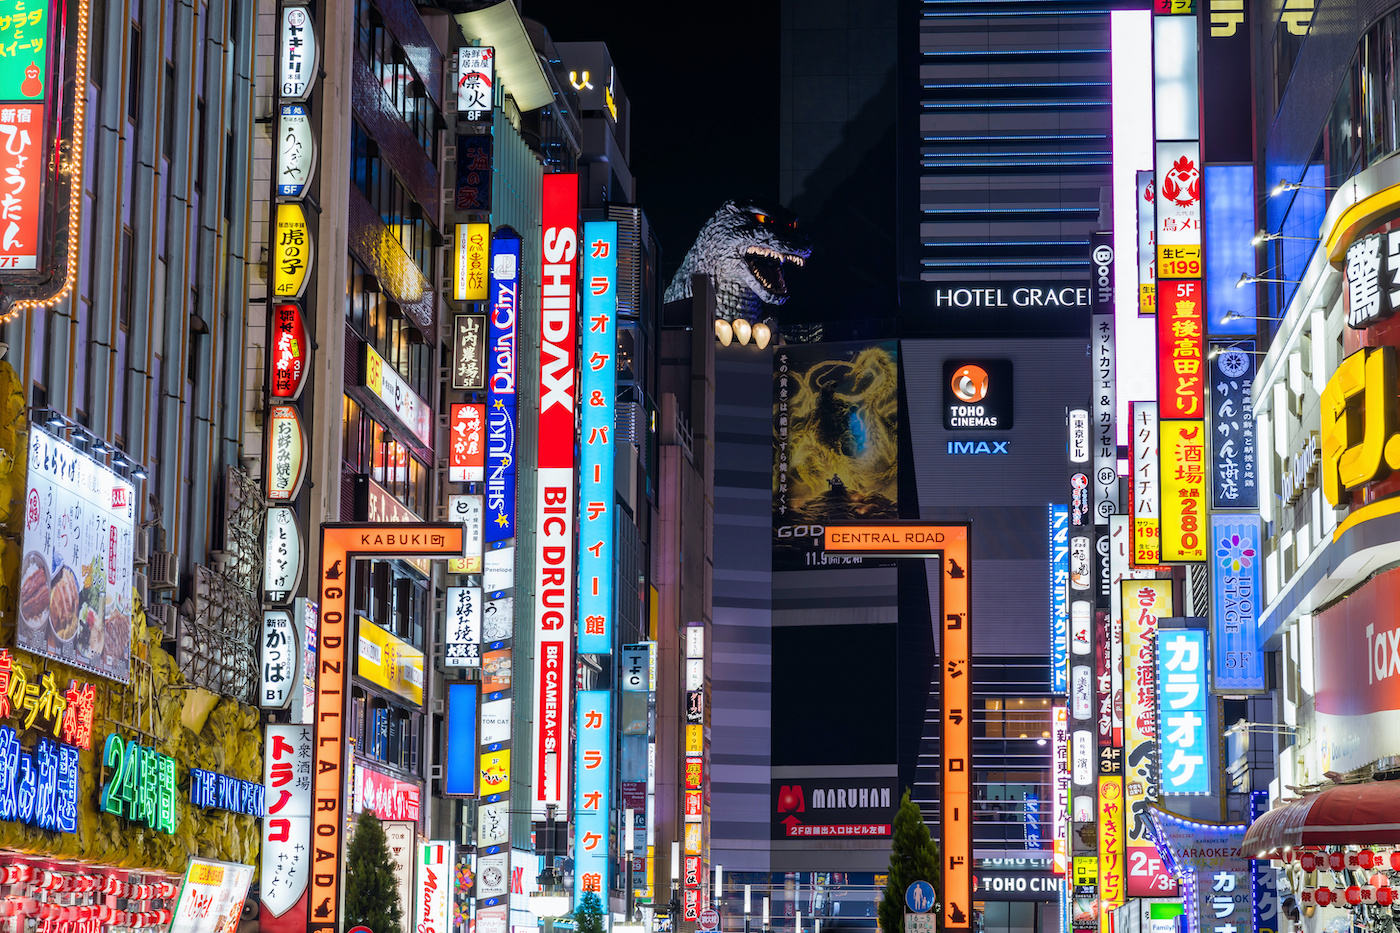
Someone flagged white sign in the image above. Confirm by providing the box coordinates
[457,46,495,117]
[477,853,508,898]
[483,546,513,594]
[1131,402,1160,527]
[261,609,297,709]
[260,724,312,919]
[447,494,484,574]
[1069,536,1090,591]
[1071,730,1094,786]
[262,506,303,603]
[418,842,454,933]
[364,344,432,445]
[481,698,511,745]
[1155,140,1202,252]
[276,104,316,199]
[266,404,308,501]
[444,586,481,668]
[383,821,416,933]
[279,6,318,101]
[1071,665,1092,720]
[907,914,938,933]
[20,427,136,683]
[482,594,513,644]
[171,859,255,933]
[1068,409,1090,463]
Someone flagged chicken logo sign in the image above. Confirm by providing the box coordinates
[1160,155,1200,208]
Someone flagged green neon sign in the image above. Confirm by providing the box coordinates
[100,733,179,834]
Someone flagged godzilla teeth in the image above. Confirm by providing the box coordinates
[745,245,806,267]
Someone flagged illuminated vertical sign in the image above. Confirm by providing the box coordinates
[451,314,487,391]
[1156,629,1210,794]
[1097,775,1126,930]
[1092,313,1117,520]
[1129,402,1161,566]
[1155,141,1202,277]
[1050,505,1069,694]
[449,403,485,484]
[1209,514,1264,691]
[938,528,972,930]
[261,724,312,930]
[1052,706,1069,875]
[454,222,490,301]
[486,232,520,544]
[1159,420,1207,561]
[533,173,578,816]
[457,47,495,119]
[418,842,455,933]
[1210,343,1258,509]
[1137,171,1156,314]
[1120,580,1176,897]
[444,683,478,796]
[577,221,618,655]
[573,690,612,905]
[1156,281,1204,418]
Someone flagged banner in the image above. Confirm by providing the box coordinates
[1050,504,1070,695]
[486,233,520,544]
[577,221,618,655]
[1156,630,1211,794]
[1209,343,1258,509]
[573,690,612,904]
[1159,420,1206,561]
[1210,514,1265,692]
[1121,580,1176,896]
[1097,776,1126,931]
[1129,402,1161,566]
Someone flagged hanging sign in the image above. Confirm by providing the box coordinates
[454,223,490,301]
[266,404,308,501]
[447,494,484,574]
[451,314,487,390]
[1209,343,1257,509]
[276,104,316,199]
[1129,402,1161,566]
[449,403,485,484]
[262,506,303,603]
[457,47,495,119]
[270,303,309,400]
[273,203,312,298]
[1159,419,1207,562]
[577,221,618,655]
[261,609,297,709]
[1157,281,1205,418]
[444,586,482,668]
[486,234,520,543]
[261,724,312,924]
[1155,141,1202,276]
[1156,629,1211,794]
[1210,514,1265,692]
[278,6,318,102]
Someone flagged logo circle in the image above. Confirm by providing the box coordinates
[1092,245,1113,264]
[1218,349,1249,378]
[906,881,936,914]
[951,365,989,403]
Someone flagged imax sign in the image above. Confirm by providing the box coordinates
[947,441,1009,455]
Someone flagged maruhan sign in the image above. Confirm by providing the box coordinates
[932,284,1090,309]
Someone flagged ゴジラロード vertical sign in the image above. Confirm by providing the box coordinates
[533,174,578,816]
[578,221,618,655]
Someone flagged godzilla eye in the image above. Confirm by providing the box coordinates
[754,213,768,224]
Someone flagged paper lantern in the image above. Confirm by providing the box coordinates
[1315,887,1335,907]
[1300,852,1319,872]
[1360,885,1376,905]
[1300,889,1315,906]
[1360,849,1377,870]
[1346,886,1362,905]
[1329,850,1346,871]
[1346,851,1362,869]
[1378,886,1395,907]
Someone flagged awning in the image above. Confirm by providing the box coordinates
[1243,782,1400,854]
[454,3,555,113]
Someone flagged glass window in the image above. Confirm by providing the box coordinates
[983,697,1053,740]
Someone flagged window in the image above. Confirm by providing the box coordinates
[119,228,133,330]
[983,697,1053,740]
[350,122,439,285]
[345,255,433,399]
[127,25,140,123]
[353,0,441,160]
[163,62,175,159]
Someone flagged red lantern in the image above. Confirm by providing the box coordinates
[1379,887,1396,907]
[1360,849,1377,870]
[1329,850,1347,871]
[1346,886,1363,905]
[1316,887,1335,907]
[1301,852,1319,872]
[1282,849,1295,864]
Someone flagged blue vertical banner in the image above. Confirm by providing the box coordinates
[1155,629,1211,795]
[1251,791,1279,933]
[443,682,479,796]
[1049,504,1069,694]
[573,690,612,906]
[1204,165,1257,335]
[1210,514,1265,691]
[1209,342,1258,509]
[577,222,618,655]
[486,231,521,544]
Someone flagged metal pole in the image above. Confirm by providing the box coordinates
[625,807,635,923]
[762,896,770,933]
[744,884,752,933]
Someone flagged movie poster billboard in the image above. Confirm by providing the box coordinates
[773,340,899,571]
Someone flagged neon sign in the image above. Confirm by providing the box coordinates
[191,768,267,817]
[100,733,179,834]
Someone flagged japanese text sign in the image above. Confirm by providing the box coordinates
[260,724,311,926]
[486,233,519,543]
[1157,281,1204,418]
[1130,402,1161,566]
[454,222,489,301]
[1156,630,1210,794]
[272,202,312,298]
[449,403,485,484]
[270,303,308,400]
[1209,344,1257,508]
[1050,504,1069,694]
[573,690,612,905]
[1209,514,1264,692]
[444,586,481,668]
[1160,420,1207,561]
[1155,141,1202,275]
[1097,776,1126,928]
[451,314,487,391]
[278,6,317,101]
[261,609,297,708]
[457,47,494,118]
[577,221,618,655]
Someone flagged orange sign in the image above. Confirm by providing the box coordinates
[310,524,464,933]
[829,523,972,930]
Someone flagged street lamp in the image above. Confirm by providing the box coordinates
[668,840,682,931]
[624,807,635,923]
[531,804,571,933]
[763,897,770,933]
[744,885,752,933]
[1236,272,1299,288]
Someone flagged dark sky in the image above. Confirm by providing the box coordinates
[522,0,781,280]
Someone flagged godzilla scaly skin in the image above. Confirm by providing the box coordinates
[664,200,812,322]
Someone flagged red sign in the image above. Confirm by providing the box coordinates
[1315,566,1400,773]
[1157,280,1204,418]
[532,173,579,815]
[1126,845,1177,897]
[684,758,704,790]
[271,303,309,400]
[356,763,422,821]
[685,789,703,818]
[448,403,485,483]
[684,855,702,886]
[0,104,44,270]
[683,889,700,921]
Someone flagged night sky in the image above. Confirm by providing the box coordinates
[522,0,781,282]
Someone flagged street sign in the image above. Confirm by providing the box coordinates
[908,914,938,933]
[698,908,720,931]
[906,881,936,914]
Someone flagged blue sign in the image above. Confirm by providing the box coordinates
[1210,514,1265,691]
[1251,791,1279,933]
[947,440,1009,455]
[905,881,935,913]
[444,682,479,796]
[1049,504,1069,694]
[577,222,618,655]
[573,690,612,906]
[190,768,267,817]
[1156,629,1211,795]
[1210,342,1258,509]
[486,232,520,544]
[1022,792,1042,849]
[1204,165,1256,336]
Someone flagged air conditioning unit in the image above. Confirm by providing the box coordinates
[133,571,148,607]
[133,527,150,566]
[148,552,178,591]
[152,602,178,639]
[432,697,445,716]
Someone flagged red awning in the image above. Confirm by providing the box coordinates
[1244,782,1400,854]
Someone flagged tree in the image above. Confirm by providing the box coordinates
[878,790,942,933]
[344,809,404,933]
[574,891,606,933]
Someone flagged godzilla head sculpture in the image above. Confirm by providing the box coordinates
[664,200,812,337]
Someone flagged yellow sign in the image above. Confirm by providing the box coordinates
[1073,857,1097,888]
[453,222,489,301]
[684,822,702,855]
[1139,283,1155,316]
[480,748,510,794]
[1322,346,1398,505]
[356,617,425,705]
[1156,243,1201,278]
[1159,420,1207,561]
[685,724,703,756]
[1097,776,1126,931]
[273,202,313,298]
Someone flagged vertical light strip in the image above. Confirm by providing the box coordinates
[1112,9,1155,444]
